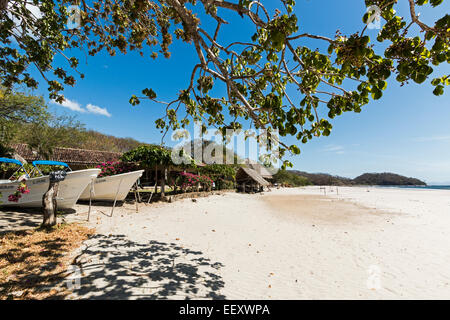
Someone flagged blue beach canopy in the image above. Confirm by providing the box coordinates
[32,160,69,167]
[0,157,23,166]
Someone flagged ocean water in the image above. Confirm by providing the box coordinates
[377,185,450,191]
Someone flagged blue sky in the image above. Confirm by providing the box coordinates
[27,0,449,184]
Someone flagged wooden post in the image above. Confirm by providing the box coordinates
[147,182,156,204]
[154,166,158,195]
[87,181,92,222]
[161,167,166,198]
[133,182,139,213]
[135,179,141,202]
[110,177,123,217]
[87,175,96,222]
[42,181,59,227]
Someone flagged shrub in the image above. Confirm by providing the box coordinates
[216,178,234,190]
[176,172,213,191]
[96,161,138,177]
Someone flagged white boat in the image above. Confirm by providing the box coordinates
[0,158,100,209]
[79,170,144,202]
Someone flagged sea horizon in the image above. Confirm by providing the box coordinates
[375,185,450,190]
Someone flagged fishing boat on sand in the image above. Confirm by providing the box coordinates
[78,169,144,202]
[0,158,100,209]
[30,160,144,202]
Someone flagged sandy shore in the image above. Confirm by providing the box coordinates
[48,186,448,300]
[2,186,449,299]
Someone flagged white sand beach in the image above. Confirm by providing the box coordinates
[50,186,450,300]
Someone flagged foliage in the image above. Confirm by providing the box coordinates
[0,143,13,157]
[0,1,448,167]
[215,178,235,190]
[0,87,49,125]
[273,169,310,187]
[0,162,29,179]
[13,121,146,154]
[121,145,173,167]
[176,171,213,191]
[122,144,195,168]
[81,130,143,153]
[15,115,86,159]
[199,164,237,180]
[0,88,50,152]
[198,163,237,189]
[96,161,138,178]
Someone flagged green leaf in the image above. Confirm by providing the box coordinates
[290,144,301,155]
[142,88,157,99]
[371,88,382,100]
[433,85,444,96]
[129,95,140,106]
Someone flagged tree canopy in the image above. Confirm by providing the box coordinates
[0,86,48,124]
[121,144,174,167]
[0,87,50,155]
[1,1,448,166]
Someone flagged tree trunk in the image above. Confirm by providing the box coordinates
[42,181,59,227]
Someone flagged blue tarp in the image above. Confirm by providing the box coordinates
[0,158,23,166]
[32,160,69,167]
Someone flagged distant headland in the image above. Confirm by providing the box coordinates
[284,171,427,186]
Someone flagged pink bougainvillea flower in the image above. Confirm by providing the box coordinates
[8,194,19,202]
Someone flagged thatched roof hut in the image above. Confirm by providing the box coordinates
[236,167,270,193]
[243,159,274,181]
[11,143,122,169]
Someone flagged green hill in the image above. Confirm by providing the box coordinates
[353,172,426,186]
[289,170,426,186]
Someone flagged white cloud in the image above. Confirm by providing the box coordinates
[322,145,345,153]
[50,98,111,117]
[50,98,85,113]
[86,104,111,117]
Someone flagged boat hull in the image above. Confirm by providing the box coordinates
[0,169,101,209]
[79,170,144,202]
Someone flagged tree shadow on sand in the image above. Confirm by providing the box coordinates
[0,208,77,235]
[64,234,226,300]
[0,209,42,235]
